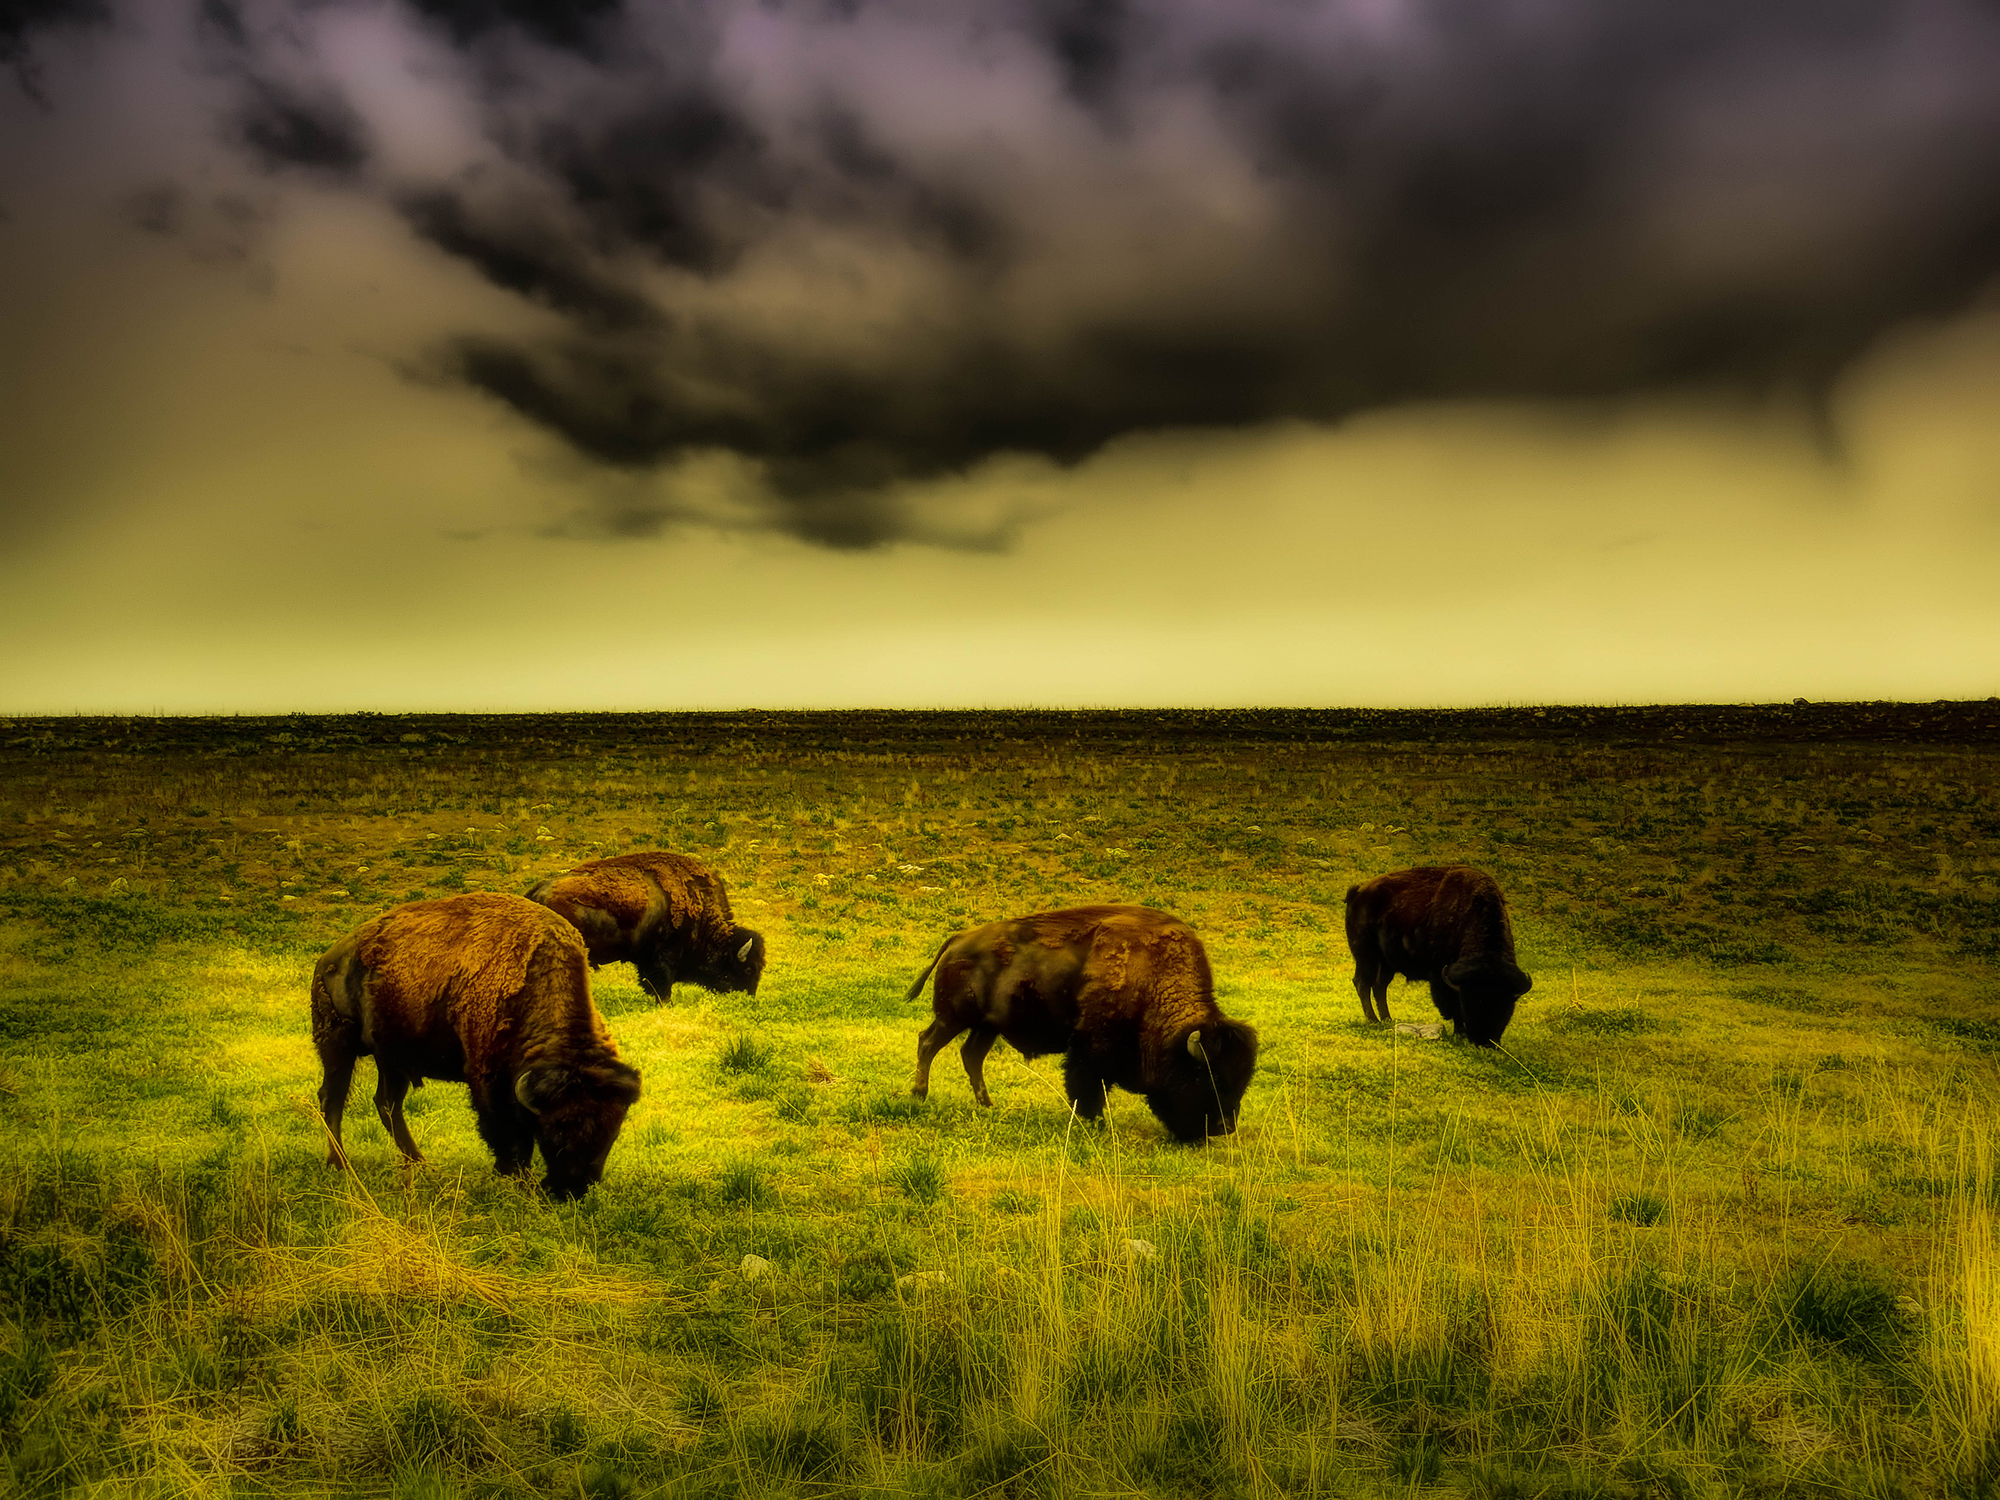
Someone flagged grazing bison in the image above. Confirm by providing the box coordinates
[525,851,765,1003]
[1345,865,1532,1046]
[311,893,642,1201]
[904,905,1258,1143]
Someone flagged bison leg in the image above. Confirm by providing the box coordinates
[312,1007,361,1169]
[912,1015,965,1099]
[1351,967,1376,1022]
[1372,974,1394,1023]
[475,1103,536,1179]
[960,1026,1000,1108]
[1061,1045,1108,1123]
[372,1067,426,1164]
[1357,964,1396,1024]
[315,1042,358,1169]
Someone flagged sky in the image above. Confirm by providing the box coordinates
[2,0,1998,712]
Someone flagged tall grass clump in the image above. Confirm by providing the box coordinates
[889,1154,947,1205]
[1932,1129,2000,1494]
[1772,1255,1909,1364]
[716,1033,772,1074]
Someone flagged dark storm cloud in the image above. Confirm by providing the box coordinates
[405,0,620,52]
[2,0,108,102]
[192,0,370,177]
[205,0,2000,545]
[232,76,369,174]
[400,190,661,327]
[539,93,766,276]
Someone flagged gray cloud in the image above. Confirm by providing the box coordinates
[67,0,2000,544]
[194,0,373,175]
[232,75,370,174]
[2,0,108,102]
[120,180,274,277]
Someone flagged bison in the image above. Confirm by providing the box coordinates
[311,892,642,1201]
[904,905,1258,1142]
[525,851,765,1003]
[1344,865,1532,1046]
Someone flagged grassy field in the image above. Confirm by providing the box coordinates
[1,704,1997,1499]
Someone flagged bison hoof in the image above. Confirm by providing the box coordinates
[975,1094,993,1108]
[910,1085,929,1100]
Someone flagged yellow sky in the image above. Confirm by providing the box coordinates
[4,279,1997,710]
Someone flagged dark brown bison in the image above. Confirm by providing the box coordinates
[311,893,642,1201]
[1345,865,1532,1046]
[524,851,765,1003]
[904,905,1258,1142]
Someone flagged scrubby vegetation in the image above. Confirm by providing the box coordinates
[0,704,1996,1497]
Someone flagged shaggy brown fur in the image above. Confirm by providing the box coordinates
[525,851,765,1003]
[1344,866,1532,1046]
[310,893,641,1200]
[904,905,1258,1142]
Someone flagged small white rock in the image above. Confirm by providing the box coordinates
[1122,1239,1156,1262]
[739,1254,771,1282]
[896,1270,946,1292]
[1394,1022,1444,1040]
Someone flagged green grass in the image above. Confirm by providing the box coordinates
[0,705,1996,1497]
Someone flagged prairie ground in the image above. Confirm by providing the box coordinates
[1,704,1997,1498]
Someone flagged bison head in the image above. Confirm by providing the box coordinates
[693,927,766,997]
[1149,1019,1260,1144]
[1440,958,1532,1046]
[515,1055,643,1201]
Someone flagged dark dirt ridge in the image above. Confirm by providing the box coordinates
[3,700,1996,758]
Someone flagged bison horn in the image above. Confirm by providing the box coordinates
[514,1070,541,1114]
[1187,1029,1208,1063]
[737,937,754,963]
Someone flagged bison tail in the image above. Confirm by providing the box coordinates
[901,936,955,1003]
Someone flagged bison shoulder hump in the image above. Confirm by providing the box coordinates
[361,894,581,1004]
[548,867,658,929]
